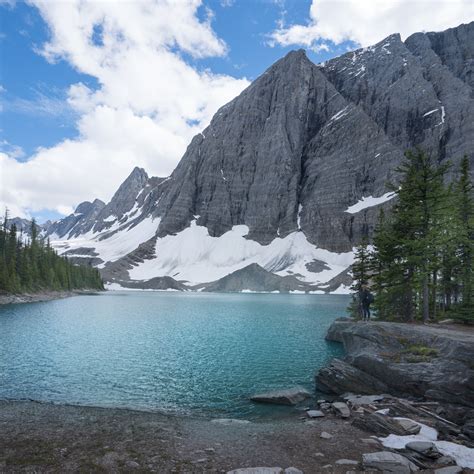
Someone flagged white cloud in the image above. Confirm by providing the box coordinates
[0,0,249,218]
[269,0,474,49]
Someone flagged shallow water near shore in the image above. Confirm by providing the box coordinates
[0,291,346,419]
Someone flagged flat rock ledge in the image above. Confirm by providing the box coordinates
[250,387,311,406]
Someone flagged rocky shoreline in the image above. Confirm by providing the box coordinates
[0,289,103,305]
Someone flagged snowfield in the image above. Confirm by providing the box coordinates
[128,220,353,287]
[52,217,159,267]
[379,418,474,469]
[52,218,354,292]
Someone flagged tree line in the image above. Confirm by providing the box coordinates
[351,150,473,323]
[0,214,104,294]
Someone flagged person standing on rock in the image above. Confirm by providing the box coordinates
[359,285,374,321]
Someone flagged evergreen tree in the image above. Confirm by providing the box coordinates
[348,237,372,318]
[450,157,474,322]
[0,213,104,295]
[371,149,450,322]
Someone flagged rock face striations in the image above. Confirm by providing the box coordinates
[26,22,474,291]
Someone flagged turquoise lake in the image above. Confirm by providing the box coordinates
[0,291,347,419]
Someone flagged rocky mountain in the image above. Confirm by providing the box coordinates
[19,21,474,293]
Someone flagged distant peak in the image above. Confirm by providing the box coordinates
[280,49,309,64]
[126,166,149,183]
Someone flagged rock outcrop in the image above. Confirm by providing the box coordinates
[198,263,311,293]
[317,319,474,409]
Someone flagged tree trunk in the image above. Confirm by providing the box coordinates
[423,274,430,322]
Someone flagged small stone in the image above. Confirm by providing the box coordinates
[227,469,283,474]
[205,448,216,454]
[320,431,333,439]
[317,399,327,404]
[321,465,332,470]
[314,452,324,457]
[212,418,251,425]
[307,410,325,418]
[335,459,358,465]
[194,458,208,464]
[361,438,380,446]
[284,468,303,474]
[332,401,351,418]
[125,460,140,469]
[319,403,332,411]
[375,408,390,415]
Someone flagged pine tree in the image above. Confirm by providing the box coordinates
[348,237,371,319]
[450,157,474,322]
[371,149,449,322]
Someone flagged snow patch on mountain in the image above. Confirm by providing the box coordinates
[128,220,353,286]
[345,192,396,214]
[52,217,159,267]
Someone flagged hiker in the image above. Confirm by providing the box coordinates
[359,285,374,321]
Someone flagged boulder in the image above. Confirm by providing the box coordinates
[405,441,440,458]
[250,388,311,406]
[462,419,474,440]
[343,394,386,405]
[332,402,351,418]
[316,358,388,394]
[307,410,325,418]
[434,467,463,474]
[395,419,421,435]
[353,413,416,436]
[362,451,419,473]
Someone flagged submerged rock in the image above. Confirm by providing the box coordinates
[250,387,311,406]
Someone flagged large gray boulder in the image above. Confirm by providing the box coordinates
[250,387,311,406]
[362,451,419,473]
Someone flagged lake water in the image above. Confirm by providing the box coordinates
[0,291,347,419]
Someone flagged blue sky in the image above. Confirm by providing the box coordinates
[0,0,472,222]
[1,1,351,161]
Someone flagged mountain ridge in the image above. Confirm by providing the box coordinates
[10,21,474,293]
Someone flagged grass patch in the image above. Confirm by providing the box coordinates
[403,344,438,357]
